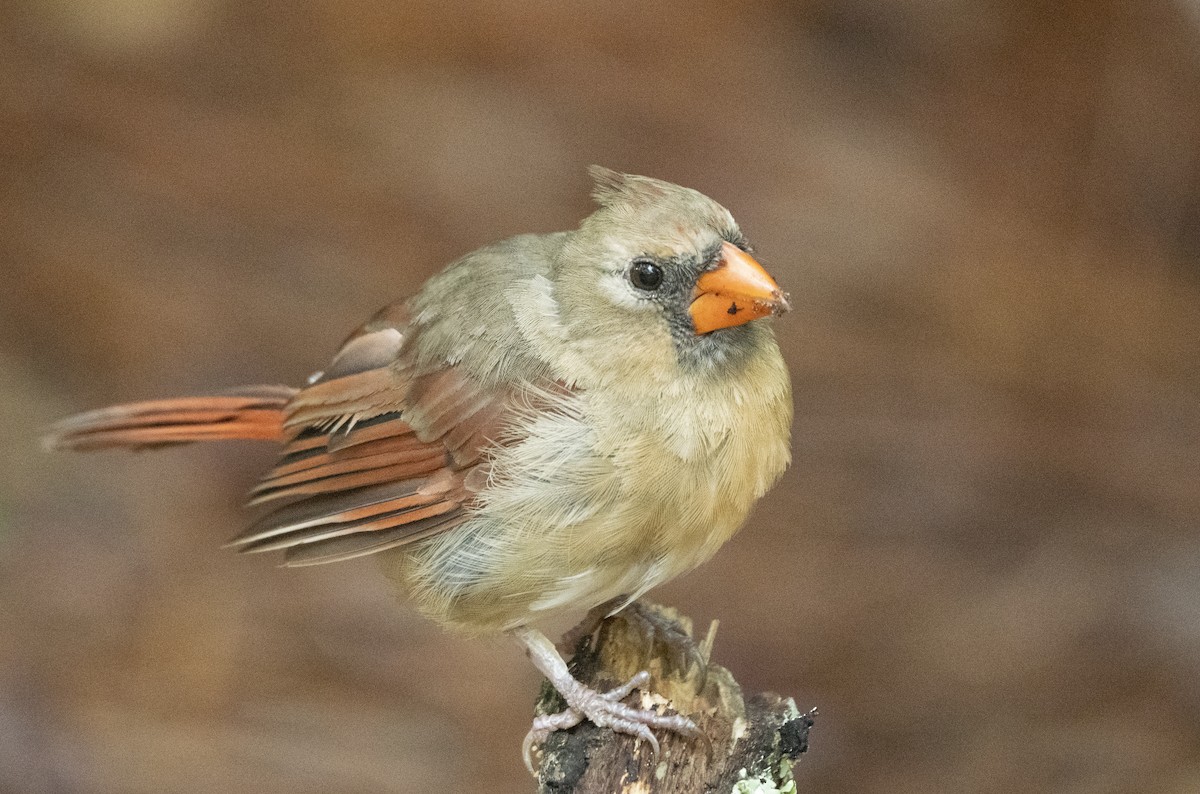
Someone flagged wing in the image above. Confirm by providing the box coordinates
[227,302,517,567]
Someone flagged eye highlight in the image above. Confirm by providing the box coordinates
[629,259,664,291]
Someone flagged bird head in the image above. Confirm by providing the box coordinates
[551,167,789,380]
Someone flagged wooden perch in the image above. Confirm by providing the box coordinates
[531,601,814,793]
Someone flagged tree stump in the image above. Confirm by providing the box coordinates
[531,601,814,793]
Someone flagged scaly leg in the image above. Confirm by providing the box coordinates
[512,625,698,773]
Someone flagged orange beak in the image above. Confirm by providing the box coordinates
[689,242,790,334]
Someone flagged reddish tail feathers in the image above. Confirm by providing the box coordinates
[44,385,298,451]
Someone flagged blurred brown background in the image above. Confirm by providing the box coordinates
[3,1,1200,791]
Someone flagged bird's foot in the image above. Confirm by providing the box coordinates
[522,669,698,773]
[513,626,699,774]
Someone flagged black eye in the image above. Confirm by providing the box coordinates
[629,259,663,291]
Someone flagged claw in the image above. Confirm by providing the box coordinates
[522,731,536,775]
[631,720,660,764]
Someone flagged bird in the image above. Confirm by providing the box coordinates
[44,166,794,771]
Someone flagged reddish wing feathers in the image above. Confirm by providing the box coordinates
[225,309,518,567]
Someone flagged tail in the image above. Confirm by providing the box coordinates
[44,385,298,451]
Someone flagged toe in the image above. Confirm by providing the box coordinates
[523,708,586,776]
[602,670,651,702]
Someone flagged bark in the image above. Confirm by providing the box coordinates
[532,601,814,793]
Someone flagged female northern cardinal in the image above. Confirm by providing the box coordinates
[46,167,793,769]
